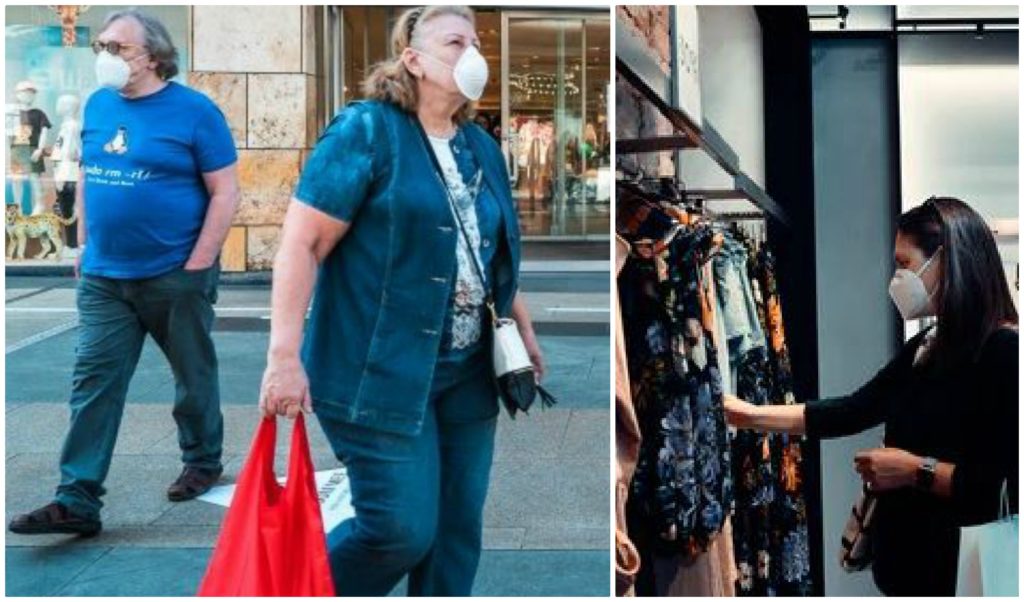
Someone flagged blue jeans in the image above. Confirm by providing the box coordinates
[317,353,499,596]
[55,267,224,520]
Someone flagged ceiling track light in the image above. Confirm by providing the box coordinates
[807,5,850,30]
[895,16,1018,34]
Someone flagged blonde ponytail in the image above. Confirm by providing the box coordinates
[361,5,477,124]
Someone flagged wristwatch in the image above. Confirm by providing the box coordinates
[916,456,938,491]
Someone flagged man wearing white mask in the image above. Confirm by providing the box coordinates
[9,9,239,537]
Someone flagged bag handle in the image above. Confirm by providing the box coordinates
[999,478,1011,521]
[412,116,498,325]
[284,413,316,496]
[248,417,279,496]
[248,415,317,500]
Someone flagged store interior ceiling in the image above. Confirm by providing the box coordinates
[333,7,609,122]
[808,4,1019,32]
[807,4,1019,277]
[496,14,611,118]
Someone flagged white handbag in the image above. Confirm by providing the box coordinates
[416,118,556,418]
[490,312,555,417]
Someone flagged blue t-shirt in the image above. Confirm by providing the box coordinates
[428,127,503,369]
[80,82,237,279]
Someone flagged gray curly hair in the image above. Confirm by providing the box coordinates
[101,9,180,80]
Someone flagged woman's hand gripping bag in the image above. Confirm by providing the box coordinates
[198,414,335,596]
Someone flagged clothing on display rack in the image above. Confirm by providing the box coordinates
[11,108,51,175]
[617,188,814,597]
[616,235,642,597]
[511,116,603,206]
[618,193,736,596]
[622,225,734,556]
[510,117,554,202]
[716,228,813,596]
[51,95,83,250]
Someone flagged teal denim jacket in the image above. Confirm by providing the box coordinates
[294,100,521,435]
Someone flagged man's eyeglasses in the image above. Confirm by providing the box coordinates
[91,40,144,56]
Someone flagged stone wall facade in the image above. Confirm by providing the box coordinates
[615,6,675,178]
[188,6,320,271]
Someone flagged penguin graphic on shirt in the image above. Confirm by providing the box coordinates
[103,126,129,155]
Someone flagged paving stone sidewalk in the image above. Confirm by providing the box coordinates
[5,277,612,597]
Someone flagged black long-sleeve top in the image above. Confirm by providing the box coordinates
[805,326,1019,596]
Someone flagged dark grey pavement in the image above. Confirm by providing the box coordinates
[4,273,612,597]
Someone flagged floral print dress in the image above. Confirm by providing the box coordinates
[623,225,733,561]
[727,236,813,596]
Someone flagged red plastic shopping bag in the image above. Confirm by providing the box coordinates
[198,414,336,596]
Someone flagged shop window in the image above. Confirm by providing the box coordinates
[4,5,188,262]
[317,6,610,240]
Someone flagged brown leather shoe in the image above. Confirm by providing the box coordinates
[167,466,223,502]
[8,502,102,537]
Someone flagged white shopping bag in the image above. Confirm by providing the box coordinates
[956,481,1018,597]
[198,466,355,533]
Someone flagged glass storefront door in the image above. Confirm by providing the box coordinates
[319,7,611,240]
[502,12,610,240]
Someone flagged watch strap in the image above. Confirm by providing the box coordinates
[916,456,938,490]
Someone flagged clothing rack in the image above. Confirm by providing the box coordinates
[713,211,765,221]
[619,167,808,599]
[617,177,771,258]
[615,25,791,229]
[618,174,768,227]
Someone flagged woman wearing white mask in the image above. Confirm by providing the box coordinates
[260,5,543,596]
[725,197,1018,595]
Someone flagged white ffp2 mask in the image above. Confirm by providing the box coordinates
[95,51,131,90]
[417,45,489,101]
[888,248,942,320]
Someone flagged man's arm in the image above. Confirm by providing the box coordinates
[75,170,85,245]
[73,169,86,279]
[186,163,240,270]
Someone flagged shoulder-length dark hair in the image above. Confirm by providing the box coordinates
[897,197,1018,371]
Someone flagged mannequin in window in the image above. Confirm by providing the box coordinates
[9,81,52,216]
[51,94,82,254]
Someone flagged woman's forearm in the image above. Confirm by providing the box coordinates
[267,240,318,361]
[510,292,535,337]
[266,200,349,362]
[928,461,955,498]
[510,291,546,379]
[741,403,807,435]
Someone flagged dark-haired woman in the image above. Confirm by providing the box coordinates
[725,197,1018,596]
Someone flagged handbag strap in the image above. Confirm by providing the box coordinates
[1000,478,1011,521]
[413,116,498,325]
